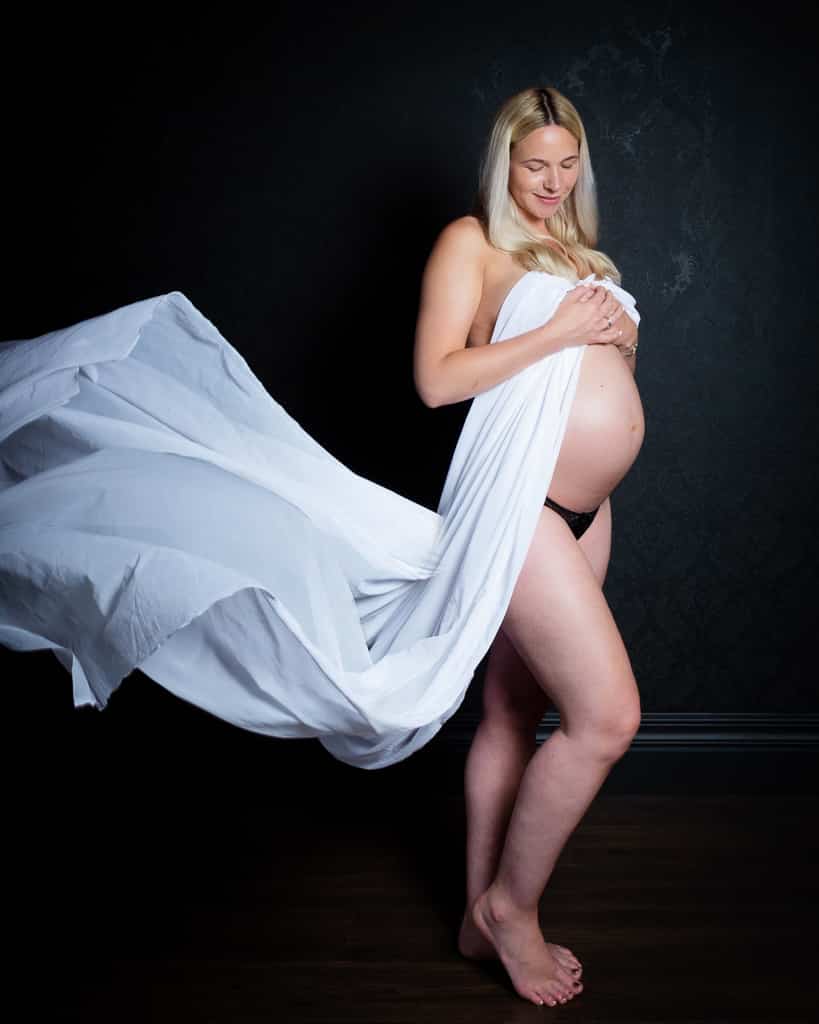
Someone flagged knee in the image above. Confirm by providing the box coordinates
[570,698,641,762]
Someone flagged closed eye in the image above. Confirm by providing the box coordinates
[525,159,578,170]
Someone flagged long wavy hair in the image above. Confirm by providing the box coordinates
[474,86,621,283]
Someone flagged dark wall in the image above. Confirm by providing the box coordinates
[3,0,817,733]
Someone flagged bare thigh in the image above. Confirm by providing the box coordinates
[482,497,639,736]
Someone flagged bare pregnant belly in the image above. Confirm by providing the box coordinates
[548,345,645,512]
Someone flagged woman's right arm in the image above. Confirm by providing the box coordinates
[412,219,621,408]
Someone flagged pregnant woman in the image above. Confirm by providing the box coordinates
[413,87,644,1007]
[0,86,643,1010]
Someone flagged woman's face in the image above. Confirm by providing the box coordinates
[507,125,580,233]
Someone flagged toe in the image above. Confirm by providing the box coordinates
[550,946,581,979]
[555,943,581,964]
[550,952,569,974]
[540,983,561,1007]
[552,947,582,975]
[557,964,577,986]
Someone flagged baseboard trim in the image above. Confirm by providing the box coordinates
[440,711,819,752]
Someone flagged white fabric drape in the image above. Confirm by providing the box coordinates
[0,272,639,768]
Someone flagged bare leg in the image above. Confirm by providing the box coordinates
[459,633,586,980]
[471,501,640,1007]
[457,499,613,974]
[457,632,544,952]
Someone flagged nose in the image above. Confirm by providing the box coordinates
[543,168,560,193]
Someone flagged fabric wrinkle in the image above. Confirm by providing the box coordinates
[0,274,640,768]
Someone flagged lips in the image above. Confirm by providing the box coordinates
[535,194,561,204]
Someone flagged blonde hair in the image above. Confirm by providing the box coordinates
[475,86,621,283]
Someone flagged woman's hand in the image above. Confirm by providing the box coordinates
[546,285,627,349]
[612,305,638,354]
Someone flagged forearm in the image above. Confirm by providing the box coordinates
[419,321,568,408]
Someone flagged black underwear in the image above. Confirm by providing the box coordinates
[543,494,601,540]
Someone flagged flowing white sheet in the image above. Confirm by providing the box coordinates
[0,272,639,768]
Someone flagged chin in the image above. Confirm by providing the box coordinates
[533,204,562,221]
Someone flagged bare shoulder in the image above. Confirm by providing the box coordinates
[418,215,490,305]
[424,215,491,270]
[433,214,488,253]
[434,215,522,282]
[444,213,487,240]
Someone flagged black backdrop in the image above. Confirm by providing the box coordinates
[3,0,817,752]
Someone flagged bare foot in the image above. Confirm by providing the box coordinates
[458,908,583,979]
[471,886,585,1007]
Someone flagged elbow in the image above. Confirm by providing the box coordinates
[419,389,461,409]
[415,356,462,408]
[414,373,444,409]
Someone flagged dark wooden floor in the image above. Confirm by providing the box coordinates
[9,676,819,1022]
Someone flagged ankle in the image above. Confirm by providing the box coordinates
[481,881,538,925]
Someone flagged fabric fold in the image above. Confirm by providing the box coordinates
[0,273,639,768]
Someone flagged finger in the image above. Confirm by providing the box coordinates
[598,329,622,345]
[599,300,622,320]
[597,310,623,337]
